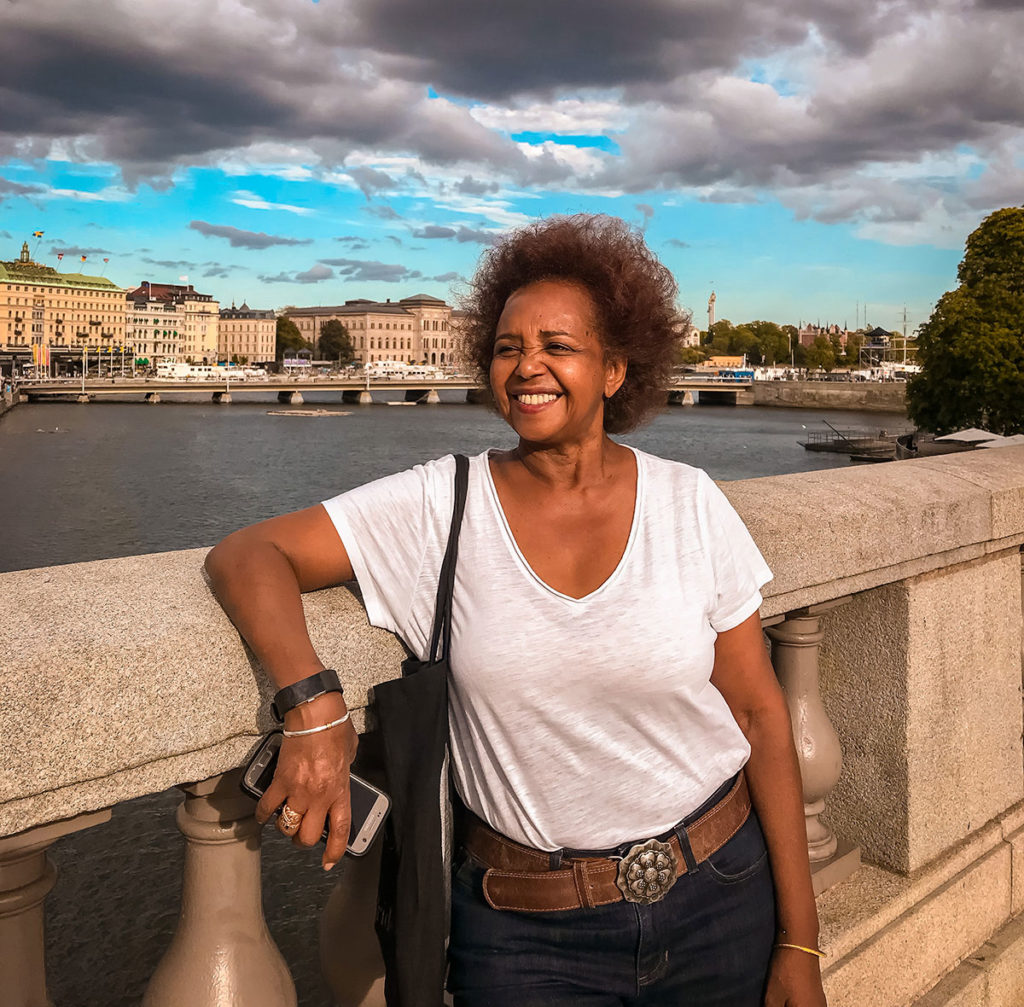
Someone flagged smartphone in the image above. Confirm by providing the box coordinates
[239,731,391,856]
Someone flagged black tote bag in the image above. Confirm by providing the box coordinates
[373,453,469,1007]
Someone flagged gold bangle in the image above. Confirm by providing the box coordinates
[775,942,826,959]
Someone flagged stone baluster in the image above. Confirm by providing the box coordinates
[766,602,860,892]
[0,809,111,1007]
[143,770,295,1007]
[319,835,387,1007]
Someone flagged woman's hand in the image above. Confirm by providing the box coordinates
[764,947,827,1006]
[254,692,359,870]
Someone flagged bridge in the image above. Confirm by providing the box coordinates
[12,374,754,406]
[3,449,1023,1006]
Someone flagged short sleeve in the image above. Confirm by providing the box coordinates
[698,472,773,632]
[321,456,455,639]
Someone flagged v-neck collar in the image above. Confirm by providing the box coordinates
[481,445,644,604]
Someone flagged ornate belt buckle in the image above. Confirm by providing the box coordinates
[615,838,679,905]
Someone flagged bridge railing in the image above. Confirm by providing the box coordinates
[2,448,1024,1006]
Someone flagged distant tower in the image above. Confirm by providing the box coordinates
[707,291,716,330]
[19,241,30,263]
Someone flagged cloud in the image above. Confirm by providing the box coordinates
[413,223,498,244]
[0,230,11,239]
[202,265,232,278]
[363,204,403,221]
[413,224,457,239]
[347,165,396,199]
[189,220,312,249]
[230,189,312,215]
[50,244,111,257]
[0,177,45,197]
[386,234,403,245]
[319,257,422,282]
[635,202,654,231]
[3,0,1024,238]
[665,238,690,249]
[455,175,500,196]
[296,263,334,283]
[142,256,195,269]
[431,271,461,282]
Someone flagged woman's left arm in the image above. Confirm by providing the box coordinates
[711,610,828,1007]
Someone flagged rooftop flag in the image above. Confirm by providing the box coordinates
[33,230,43,237]
[80,255,87,262]
[57,252,64,260]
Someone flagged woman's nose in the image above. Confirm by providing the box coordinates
[514,346,547,376]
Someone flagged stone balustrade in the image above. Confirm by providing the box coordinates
[3,447,1024,1006]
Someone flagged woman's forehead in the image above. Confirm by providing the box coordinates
[498,280,598,333]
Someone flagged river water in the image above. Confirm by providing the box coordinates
[1,394,907,1006]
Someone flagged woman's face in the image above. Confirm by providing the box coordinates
[489,279,626,446]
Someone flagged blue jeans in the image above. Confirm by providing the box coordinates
[447,802,776,1006]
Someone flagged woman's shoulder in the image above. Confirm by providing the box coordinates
[630,446,710,492]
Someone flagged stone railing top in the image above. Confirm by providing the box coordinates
[3,447,1024,837]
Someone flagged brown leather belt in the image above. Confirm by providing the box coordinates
[461,771,751,913]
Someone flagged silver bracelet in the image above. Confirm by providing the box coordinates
[282,711,351,737]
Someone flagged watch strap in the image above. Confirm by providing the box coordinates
[272,668,344,721]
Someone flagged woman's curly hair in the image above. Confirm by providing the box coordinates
[459,213,682,434]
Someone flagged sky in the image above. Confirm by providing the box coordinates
[1,0,1021,334]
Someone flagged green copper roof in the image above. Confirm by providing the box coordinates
[0,259,124,291]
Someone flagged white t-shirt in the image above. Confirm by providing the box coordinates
[322,447,772,850]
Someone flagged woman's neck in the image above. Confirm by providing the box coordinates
[505,433,629,491]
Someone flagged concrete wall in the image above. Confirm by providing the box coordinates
[753,378,908,412]
[4,447,1024,1005]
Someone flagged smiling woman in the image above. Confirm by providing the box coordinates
[203,213,826,1007]
[460,213,680,433]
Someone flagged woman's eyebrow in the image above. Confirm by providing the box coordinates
[494,327,573,340]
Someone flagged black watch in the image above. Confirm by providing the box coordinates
[272,669,344,721]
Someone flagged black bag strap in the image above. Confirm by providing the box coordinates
[425,453,469,666]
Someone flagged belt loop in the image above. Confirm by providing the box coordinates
[673,823,700,874]
[549,848,563,870]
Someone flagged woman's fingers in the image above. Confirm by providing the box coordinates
[292,801,330,848]
[255,776,288,826]
[323,797,353,869]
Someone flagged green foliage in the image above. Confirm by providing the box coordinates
[907,206,1024,435]
[804,335,836,372]
[842,331,864,368]
[275,315,310,360]
[318,319,354,363]
[675,345,707,366]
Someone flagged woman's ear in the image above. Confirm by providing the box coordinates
[604,356,627,399]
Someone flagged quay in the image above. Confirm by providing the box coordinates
[9,375,907,410]
[3,448,1024,1005]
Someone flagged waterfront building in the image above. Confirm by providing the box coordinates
[0,242,127,356]
[218,303,276,363]
[284,293,455,365]
[798,322,850,348]
[126,282,219,364]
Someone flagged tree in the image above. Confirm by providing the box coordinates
[275,315,310,360]
[747,320,789,366]
[907,207,1024,434]
[843,331,864,368]
[675,345,707,367]
[804,335,836,372]
[319,319,354,364]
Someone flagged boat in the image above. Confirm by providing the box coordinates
[265,408,351,417]
[895,428,999,459]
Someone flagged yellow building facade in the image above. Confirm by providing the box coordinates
[125,282,219,364]
[218,303,276,362]
[1,242,126,353]
[284,293,455,365]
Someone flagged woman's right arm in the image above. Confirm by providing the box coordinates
[204,503,359,871]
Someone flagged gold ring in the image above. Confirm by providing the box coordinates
[277,803,304,837]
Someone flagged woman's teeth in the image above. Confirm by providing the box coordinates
[517,393,559,405]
